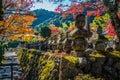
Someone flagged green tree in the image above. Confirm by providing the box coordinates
[39,26,51,38]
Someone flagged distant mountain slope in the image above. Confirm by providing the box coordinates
[31,9,75,29]
[31,9,56,27]
[39,14,74,27]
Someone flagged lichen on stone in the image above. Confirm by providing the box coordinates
[89,53,105,57]
[38,60,55,80]
[64,56,79,64]
[109,51,120,58]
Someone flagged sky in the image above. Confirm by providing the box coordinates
[30,1,58,11]
[30,0,83,11]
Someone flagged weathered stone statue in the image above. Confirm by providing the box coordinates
[62,31,72,53]
[48,36,54,52]
[51,35,58,52]
[47,37,52,51]
[70,14,92,56]
[95,26,108,52]
[114,38,120,51]
[57,32,65,52]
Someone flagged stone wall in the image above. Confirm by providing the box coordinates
[17,48,120,80]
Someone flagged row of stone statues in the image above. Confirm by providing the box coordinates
[40,14,120,56]
[42,14,91,54]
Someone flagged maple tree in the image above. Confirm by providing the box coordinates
[0,0,34,20]
[53,0,120,41]
[1,0,120,40]
[0,0,37,41]
[0,14,36,41]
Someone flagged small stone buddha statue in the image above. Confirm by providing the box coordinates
[57,32,65,52]
[51,35,58,52]
[95,26,108,52]
[47,37,52,51]
[48,36,54,52]
[114,38,120,51]
[69,14,92,56]
[62,31,72,53]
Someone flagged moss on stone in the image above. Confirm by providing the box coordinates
[38,60,55,80]
[64,56,79,64]
[75,74,104,80]
[89,53,105,57]
[109,51,120,58]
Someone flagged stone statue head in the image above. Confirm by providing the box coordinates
[75,14,85,29]
[97,26,102,34]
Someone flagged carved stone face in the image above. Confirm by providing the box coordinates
[75,14,85,28]
[77,21,85,28]
[97,26,102,34]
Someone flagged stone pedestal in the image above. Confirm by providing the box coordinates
[71,51,85,57]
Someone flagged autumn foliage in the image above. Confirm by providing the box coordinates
[68,23,76,32]
[55,1,106,18]
[106,22,116,36]
[0,14,36,40]
[49,25,61,36]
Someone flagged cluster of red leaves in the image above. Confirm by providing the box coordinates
[106,12,120,36]
[3,0,33,11]
[106,21,116,36]
[55,1,106,18]
[87,10,101,17]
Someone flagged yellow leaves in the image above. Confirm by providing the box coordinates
[91,13,110,28]
[0,14,36,41]
[103,13,110,21]
[22,35,34,42]
[105,35,114,40]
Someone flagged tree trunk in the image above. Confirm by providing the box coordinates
[0,0,3,21]
[103,0,120,41]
